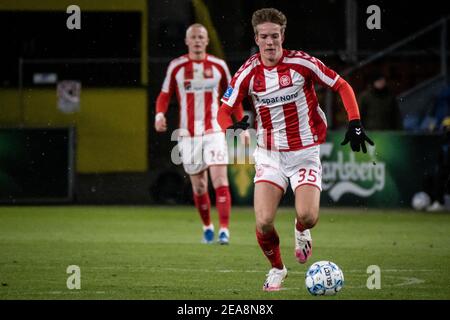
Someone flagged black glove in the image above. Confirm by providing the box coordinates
[227,115,250,130]
[341,119,374,153]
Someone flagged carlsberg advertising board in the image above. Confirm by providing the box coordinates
[320,132,439,207]
[227,131,440,208]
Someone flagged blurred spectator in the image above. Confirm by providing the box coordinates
[421,84,450,132]
[359,74,403,130]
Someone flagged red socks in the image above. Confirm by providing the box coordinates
[256,228,284,269]
[194,187,231,228]
[296,220,306,232]
[193,192,211,226]
[215,186,231,229]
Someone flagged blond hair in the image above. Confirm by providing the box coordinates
[185,23,208,38]
[251,8,287,35]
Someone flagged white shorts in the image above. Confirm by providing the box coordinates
[253,145,322,193]
[178,132,229,175]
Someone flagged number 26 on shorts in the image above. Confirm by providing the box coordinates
[298,168,318,184]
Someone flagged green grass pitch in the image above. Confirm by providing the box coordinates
[0,206,449,300]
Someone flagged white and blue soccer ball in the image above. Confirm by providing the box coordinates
[411,191,431,211]
[305,261,344,296]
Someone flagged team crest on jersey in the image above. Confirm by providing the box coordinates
[279,74,292,87]
[203,67,213,78]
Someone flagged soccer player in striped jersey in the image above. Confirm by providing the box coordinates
[155,23,248,245]
[218,8,373,291]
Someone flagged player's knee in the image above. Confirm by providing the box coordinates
[212,176,228,189]
[255,212,275,232]
[297,208,319,229]
[256,222,275,234]
[192,182,208,195]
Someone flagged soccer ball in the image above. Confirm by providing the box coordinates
[305,261,344,296]
[411,191,431,211]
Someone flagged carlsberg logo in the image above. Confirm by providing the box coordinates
[320,143,385,201]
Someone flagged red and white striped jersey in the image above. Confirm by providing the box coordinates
[222,49,340,151]
[161,54,232,136]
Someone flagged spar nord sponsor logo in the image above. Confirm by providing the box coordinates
[320,143,385,201]
[259,92,298,105]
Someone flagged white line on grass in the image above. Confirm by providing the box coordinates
[155,267,432,274]
[0,265,433,273]
[156,268,427,289]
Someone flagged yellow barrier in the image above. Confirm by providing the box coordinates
[0,88,147,173]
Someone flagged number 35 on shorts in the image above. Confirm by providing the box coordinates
[294,167,322,191]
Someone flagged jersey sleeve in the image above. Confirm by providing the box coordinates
[220,62,253,108]
[219,61,233,95]
[306,54,340,90]
[217,103,234,130]
[334,78,361,121]
[155,91,170,114]
[155,61,178,115]
[161,60,178,96]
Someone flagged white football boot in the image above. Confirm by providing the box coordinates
[294,219,312,264]
[262,265,288,291]
[217,227,230,245]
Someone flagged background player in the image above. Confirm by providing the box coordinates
[218,8,373,290]
[155,23,247,244]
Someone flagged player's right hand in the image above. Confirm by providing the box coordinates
[227,115,250,130]
[154,113,167,132]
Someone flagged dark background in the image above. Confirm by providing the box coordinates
[0,0,448,204]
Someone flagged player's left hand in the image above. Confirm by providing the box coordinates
[341,119,374,153]
[227,115,250,130]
